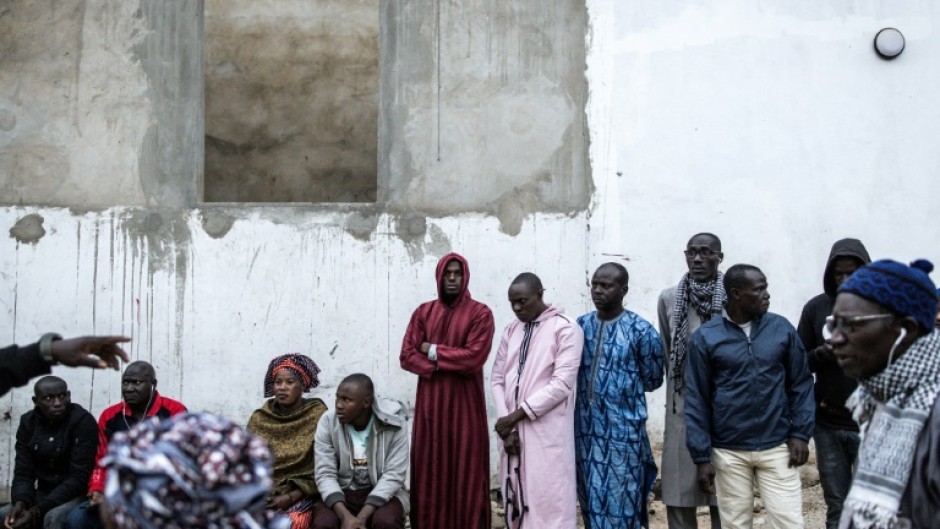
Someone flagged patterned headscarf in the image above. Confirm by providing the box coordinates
[263,354,321,398]
[670,272,726,407]
[102,413,290,529]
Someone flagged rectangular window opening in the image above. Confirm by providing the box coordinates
[203,1,379,203]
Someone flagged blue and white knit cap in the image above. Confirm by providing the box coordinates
[839,259,938,332]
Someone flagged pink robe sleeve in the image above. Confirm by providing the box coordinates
[520,322,584,420]
[435,306,495,375]
[400,307,436,378]
[490,328,511,419]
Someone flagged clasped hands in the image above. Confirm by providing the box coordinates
[495,408,527,456]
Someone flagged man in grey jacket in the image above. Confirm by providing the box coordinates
[313,374,409,529]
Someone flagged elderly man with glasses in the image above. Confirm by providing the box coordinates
[657,233,725,529]
[828,259,940,529]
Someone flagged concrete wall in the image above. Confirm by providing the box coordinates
[0,0,592,498]
[3,0,940,501]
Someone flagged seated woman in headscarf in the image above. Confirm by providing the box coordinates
[247,354,328,528]
[101,412,290,529]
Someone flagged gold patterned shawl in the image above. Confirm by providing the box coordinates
[247,397,328,497]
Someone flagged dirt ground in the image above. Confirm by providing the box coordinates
[492,444,828,529]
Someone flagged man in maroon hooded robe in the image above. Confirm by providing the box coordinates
[400,253,495,529]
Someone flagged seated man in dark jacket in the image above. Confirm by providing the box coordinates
[0,376,98,529]
[685,264,815,529]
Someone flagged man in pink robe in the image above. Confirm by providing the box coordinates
[400,253,495,529]
[492,272,584,529]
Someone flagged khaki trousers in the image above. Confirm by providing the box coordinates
[712,444,804,529]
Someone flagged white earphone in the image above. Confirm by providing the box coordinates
[886,327,908,369]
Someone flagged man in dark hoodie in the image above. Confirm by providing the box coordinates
[796,238,871,529]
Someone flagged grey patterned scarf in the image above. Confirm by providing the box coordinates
[840,329,940,529]
[670,272,725,403]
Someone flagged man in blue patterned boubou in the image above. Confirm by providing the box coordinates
[575,263,665,529]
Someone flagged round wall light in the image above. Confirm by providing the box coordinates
[874,28,905,60]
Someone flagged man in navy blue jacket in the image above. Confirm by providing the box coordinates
[684,264,815,529]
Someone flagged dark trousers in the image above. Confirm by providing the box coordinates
[311,489,404,529]
[814,424,860,529]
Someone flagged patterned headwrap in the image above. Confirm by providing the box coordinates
[263,354,321,398]
[102,413,290,529]
[839,259,938,332]
[670,272,726,409]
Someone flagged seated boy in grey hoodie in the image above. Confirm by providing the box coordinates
[313,374,409,529]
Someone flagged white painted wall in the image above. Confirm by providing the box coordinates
[0,208,590,496]
[586,0,940,443]
[3,1,940,499]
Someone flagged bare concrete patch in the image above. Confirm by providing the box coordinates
[200,210,237,239]
[395,215,427,241]
[123,209,192,274]
[394,215,451,262]
[9,213,45,244]
[343,210,381,242]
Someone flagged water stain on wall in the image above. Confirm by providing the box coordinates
[394,214,452,262]
[200,210,237,239]
[9,213,46,244]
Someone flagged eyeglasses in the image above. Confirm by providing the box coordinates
[822,314,894,340]
[684,248,717,258]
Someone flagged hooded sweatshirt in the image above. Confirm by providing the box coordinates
[797,238,871,430]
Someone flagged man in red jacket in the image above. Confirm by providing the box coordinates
[65,361,186,529]
[400,253,495,529]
